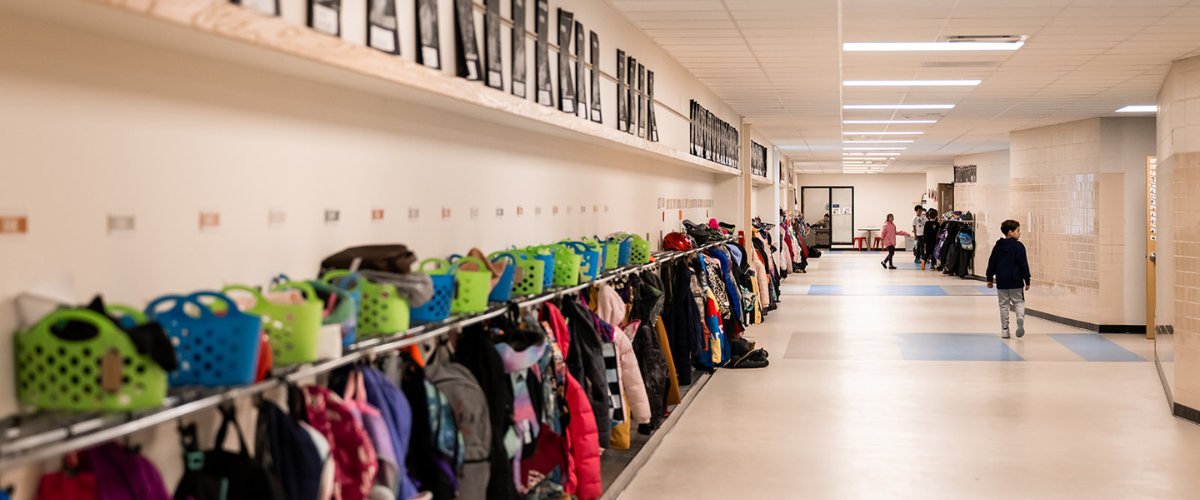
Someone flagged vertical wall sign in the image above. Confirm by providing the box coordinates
[590,31,602,123]
[617,50,628,132]
[511,0,527,97]
[308,0,340,36]
[647,70,657,141]
[626,57,637,135]
[574,21,587,119]
[484,0,503,89]
[234,0,279,16]
[416,0,440,67]
[689,100,697,155]
[534,0,553,106]
[368,0,399,54]
[637,63,647,138]
[454,0,482,81]
[556,9,576,114]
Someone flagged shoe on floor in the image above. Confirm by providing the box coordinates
[881,261,886,269]
[1001,330,1011,339]
[1016,323,1025,338]
[888,265,897,270]
[921,262,926,270]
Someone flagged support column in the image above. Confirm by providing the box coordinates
[741,118,753,240]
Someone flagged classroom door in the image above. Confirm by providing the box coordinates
[831,188,854,244]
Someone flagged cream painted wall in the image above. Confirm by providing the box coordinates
[954,150,1012,278]
[796,173,925,249]
[0,0,748,494]
[926,165,953,192]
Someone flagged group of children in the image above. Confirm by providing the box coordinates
[875,206,1031,339]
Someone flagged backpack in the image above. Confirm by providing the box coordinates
[425,345,492,500]
[697,291,730,368]
[255,400,323,500]
[175,405,286,500]
[320,245,417,274]
[958,232,975,251]
[85,443,171,500]
[302,386,377,500]
[402,360,465,500]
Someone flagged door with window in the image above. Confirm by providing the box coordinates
[801,186,855,247]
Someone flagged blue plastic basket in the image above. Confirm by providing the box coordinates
[145,291,262,387]
[321,271,362,347]
[562,241,602,282]
[526,246,557,288]
[411,259,454,323]
[487,253,517,302]
[615,236,633,266]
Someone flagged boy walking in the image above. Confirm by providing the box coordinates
[986,220,1031,339]
[912,206,927,263]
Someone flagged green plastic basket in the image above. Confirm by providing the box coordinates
[322,271,409,337]
[619,234,652,264]
[15,309,168,410]
[492,251,544,296]
[590,238,620,270]
[450,256,492,314]
[552,245,583,287]
[222,282,323,366]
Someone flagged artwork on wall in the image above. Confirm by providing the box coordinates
[575,21,587,119]
[367,0,399,55]
[647,70,658,142]
[415,0,439,67]
[511,0,527,97]
[617,50,628,132]
[535,0,553,106]
[454,0,482,81]
[590,31,602,123]
[690,100,739,168]
[556,9,576,114]
[234,0,279,16]
[484,0,503,89]
[751,141,768,177]
[637,63,647,138]
[954,164,978,184]
[307,0,340,37]
[626,56,637,135]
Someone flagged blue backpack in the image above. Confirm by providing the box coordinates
[958,232,975,251]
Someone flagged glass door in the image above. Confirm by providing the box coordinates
[831,187,854,245]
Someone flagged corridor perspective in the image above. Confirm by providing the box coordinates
[623,251,1200,500]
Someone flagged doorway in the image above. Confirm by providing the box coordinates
[801,186,855,247]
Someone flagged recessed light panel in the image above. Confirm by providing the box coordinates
[844,120,938,124]
[844,104,955,110]
[844,80,981,86]
[845,42,1024,51]
[1116,105,1156,113]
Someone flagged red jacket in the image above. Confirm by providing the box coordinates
[543,304,602,500]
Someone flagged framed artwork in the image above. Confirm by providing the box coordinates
[415,0,440,67]
[590,31,602,123]
[234,0,279,16]
[535,0,553,106]
[556,9,576,114]
[627,57,637,135]
[368,0,399,55]
[575,21,586,119]
[484,0,503,89]
[647,70,657,141]
[617,50,628,131]
[637,63,646,138]
[454,0,482,81]
[308,0,340,37]
[511,0,527,97]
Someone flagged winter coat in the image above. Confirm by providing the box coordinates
[596,286,650,427]
[455,325,520,500]
[662,260,703,385]
[986,237,1031,289]
[561,300,612,448]
[540,303,601,500]
[628,274,670,430]
[881,220,910,248]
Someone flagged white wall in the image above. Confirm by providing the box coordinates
[954,149,1012,275]
[0,0,747,494]
[796,173,925,248]
[926,165,953,192]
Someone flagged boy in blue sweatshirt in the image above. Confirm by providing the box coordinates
[986,220,1031,339]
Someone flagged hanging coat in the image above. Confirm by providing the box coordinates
[540,303,601,500]
[662,260,703,385]
[596,285,650,427]
[561,299,612,448]
[456,325,520,500]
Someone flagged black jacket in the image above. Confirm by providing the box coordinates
[662,260,704,385]
[561,299,612,448]
[456,325,520,500]
[986,237,1031,289]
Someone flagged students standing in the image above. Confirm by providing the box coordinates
[921,209,940,271]
[880,214,910,270]
[986,219,1032,339]
[912,206,927,263]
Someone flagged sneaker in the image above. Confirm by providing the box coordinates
[881,261,886,269]
[921,262,926,270]
[1016,322,1025,338]
[1001,330,1011,339]
[888,265,897,270]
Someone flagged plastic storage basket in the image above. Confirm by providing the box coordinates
[591,237,620,270]
[450,256,492,314]
[552,245,583,287]
[322,270,409,338]
[145,292,262,387]
[222,282,323,366]
[321,272,361,347]
[486,253,517,302]
[620,234,652,264]
[498,251,544,296]
[411,259,455,323]
[104,305,147,329]
[562,241,601,282]
[526,246,557,288]
[15,309,168,410]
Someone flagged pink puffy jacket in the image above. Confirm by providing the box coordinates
[543,304,602,500]
[597,285,650,425]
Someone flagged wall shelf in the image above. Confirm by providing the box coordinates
[751,174,773,187]
[0,0,741,177]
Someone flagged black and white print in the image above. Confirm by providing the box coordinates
[574,21,586,119]
[368,0,399,55]
[235,0,279,16]
[307,0,340,37]
[590,31,602,123]
[627,57,637,136]
[484,0,503,89]
[557,9,576,114]
[454,0,482,81]
[637,63,646,138]
[416,0,440,67]
[617,50,628,131]
[647,70,657,141]
[511,0,528,97]
[535,0,553,106]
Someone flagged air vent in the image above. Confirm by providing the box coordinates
[940,35,1026,44]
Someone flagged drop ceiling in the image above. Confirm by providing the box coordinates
[609,0,1200,174]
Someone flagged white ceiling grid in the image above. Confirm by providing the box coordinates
[609,0,1200,174]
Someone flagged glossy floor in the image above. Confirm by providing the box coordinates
[620,251,1200,499]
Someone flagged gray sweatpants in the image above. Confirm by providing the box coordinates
[998,288,1025,333]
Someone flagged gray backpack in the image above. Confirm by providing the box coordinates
[425,344,492,500]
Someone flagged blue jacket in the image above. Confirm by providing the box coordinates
[986,238,1031,289]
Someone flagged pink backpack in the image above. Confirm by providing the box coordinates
[303,385,378,500]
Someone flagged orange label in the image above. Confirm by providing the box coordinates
[0,215,28,234]
[372,209,385,220]
[199,212,220,229]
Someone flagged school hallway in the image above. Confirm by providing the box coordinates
[618,250,1200,500]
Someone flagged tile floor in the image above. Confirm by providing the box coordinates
[619,251,1200,499]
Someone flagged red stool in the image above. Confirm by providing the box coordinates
[853,237,867,250]
[873,237,884,250]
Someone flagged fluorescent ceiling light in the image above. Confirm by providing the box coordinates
[845,42,1023,52]
[845,147,906,150]
[1116,105,1156,113]
[844,120,938,124]
[844,131,924,135]
[844,104,955,110]
[843,140,915,144]
[844,80,981,86]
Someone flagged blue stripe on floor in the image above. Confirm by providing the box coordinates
[1049,334,1146,362]
[897,333,1025,361]
[809,285,843,295]
[808,285,946,296]
[975,286,998,295]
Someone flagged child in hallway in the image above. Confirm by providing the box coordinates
[880,214,910,270]
[922,209,940,270]
[912,206,927,263]
[986,219,1032,339]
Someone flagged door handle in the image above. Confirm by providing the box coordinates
[1149,253,1156,263]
